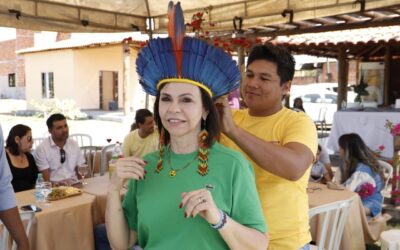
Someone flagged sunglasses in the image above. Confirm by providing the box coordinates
[60,149,66,164]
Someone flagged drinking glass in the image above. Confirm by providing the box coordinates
[41,182,52,206]
[78,164,89,185]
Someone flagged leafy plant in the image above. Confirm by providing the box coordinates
[354,75,369,102]
[29,98,88,120]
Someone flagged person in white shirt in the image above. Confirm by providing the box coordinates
[123,109,159,157]
[34,113,85,184]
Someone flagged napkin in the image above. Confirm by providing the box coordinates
[327,181,345,190]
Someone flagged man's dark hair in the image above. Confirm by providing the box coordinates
[46,113,66,129]
[135,109,153,125]
[153,85,220,148]
[247,43,295,85]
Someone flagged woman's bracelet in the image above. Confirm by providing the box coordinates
[210,209,227,230]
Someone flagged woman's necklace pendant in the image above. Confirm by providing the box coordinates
[169,169,177,177]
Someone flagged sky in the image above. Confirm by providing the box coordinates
[0,27,16,42]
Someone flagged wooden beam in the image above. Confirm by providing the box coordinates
[384,44,391,106]
[252,16,400,38]
[337,46,348,110]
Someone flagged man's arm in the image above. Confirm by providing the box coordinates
[217,99,314,181]
[0,207,30,250]
[41,169,50,182]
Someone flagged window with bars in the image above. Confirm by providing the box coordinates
[41,72,54,98]
[8,73,15,87]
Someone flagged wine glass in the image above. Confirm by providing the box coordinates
[78,164,89,185]
[310,173,323,182]
[41,182,52,206]
[106,138,112,143]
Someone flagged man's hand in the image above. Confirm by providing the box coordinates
[215,96,237,136]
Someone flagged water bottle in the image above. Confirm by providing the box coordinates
[35,173,45,203]
[109,142,123,179]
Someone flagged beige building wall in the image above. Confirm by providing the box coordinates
[23,44,145,111]
[25,50,74,109]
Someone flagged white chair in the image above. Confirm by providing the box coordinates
[0,210,35,250]
[315,107,328,138]
[32,137,46,149]
[309,197,354,250]
[70,133,92,147]
[380,229,400,250]
[100,144,115,176]
[377,160,393,198]
[80,145,100,177]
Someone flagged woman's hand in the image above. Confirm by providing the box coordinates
[109,157,147,191]
[180,188,220,224]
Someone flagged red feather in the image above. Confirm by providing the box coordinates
[168,1,185,77]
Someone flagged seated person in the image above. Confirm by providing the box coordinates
[292,97,306,113]
[5,124,39,192]
[338,133,384,217]
[34,113,85,185]
[123,109,159,157]
[309,145,331,183]
[318,143,334,179]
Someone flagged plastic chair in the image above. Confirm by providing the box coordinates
[0,210,35,250]
[100,144,115,176]
[80,146,100,177]
[32,137,46,149]
[70,133,93,147]
[315,107,328,137]
[377,160,393,198]
[309,197,354,250]
[380,229,400,250]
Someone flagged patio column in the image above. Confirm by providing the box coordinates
[123,42,130,115]
[238,46,245,96]
[384,44,391,106]
[337,46,348,110]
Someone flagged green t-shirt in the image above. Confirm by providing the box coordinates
[122,142,266,250]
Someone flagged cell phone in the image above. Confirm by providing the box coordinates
[20,204,42,213]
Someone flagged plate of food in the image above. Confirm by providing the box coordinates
[47,186,83,201]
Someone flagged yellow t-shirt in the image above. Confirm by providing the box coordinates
[123,130,159,158]
[221,107,318,250]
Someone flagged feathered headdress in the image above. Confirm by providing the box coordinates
[136,1,240,98]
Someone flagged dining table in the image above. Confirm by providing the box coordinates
[16,189,97,250]
[308,182,386,250]
[83,174,110,225]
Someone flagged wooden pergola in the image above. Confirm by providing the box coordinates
[265,25,400,109]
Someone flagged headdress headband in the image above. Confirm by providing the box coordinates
[136,1,240,98]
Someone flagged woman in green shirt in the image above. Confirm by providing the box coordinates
[106,2,268,250]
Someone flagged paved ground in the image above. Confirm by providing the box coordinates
[0,112,133,146]
[0,99,141,146]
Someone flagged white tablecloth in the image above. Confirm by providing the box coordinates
[327,111,400,157]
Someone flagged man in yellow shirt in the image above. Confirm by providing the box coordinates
[123,109,159,157]
[219,44,318,249]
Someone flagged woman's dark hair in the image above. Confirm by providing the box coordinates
[153,84,220,148]
[338,133,382,182]
[293,97,305,112]
[247,43,295,85]
[6,124,32,155]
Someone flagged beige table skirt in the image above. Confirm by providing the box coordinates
[308,183,385,250]
[16,190,96,250]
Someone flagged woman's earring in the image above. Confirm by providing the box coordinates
[156,127,165,173]
[198,119,209,176]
